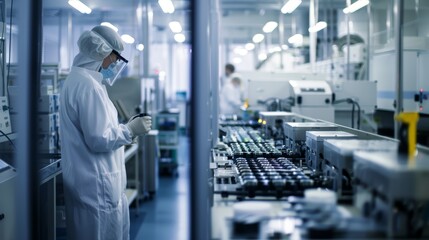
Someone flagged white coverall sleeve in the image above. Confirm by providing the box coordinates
[79,86,132,152]
[223,85,242,108]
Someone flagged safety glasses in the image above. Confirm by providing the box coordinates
[112,49,129,63]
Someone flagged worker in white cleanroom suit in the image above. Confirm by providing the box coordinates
[59,25,151,240]
[219,74,244,116]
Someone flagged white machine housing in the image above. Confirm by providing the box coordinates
[323,139,398,197]
[330,80,377,113]
[372,37,429,114]
[284,122,337,156]
[243,71,327,111]
[288,80,335,122]
[353,150,429,238]
[305,131,357,172]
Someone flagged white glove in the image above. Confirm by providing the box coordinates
[126,115,152,137]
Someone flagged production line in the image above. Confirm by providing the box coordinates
[211,111,429,239]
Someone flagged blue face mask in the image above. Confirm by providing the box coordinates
[100,62,117,86]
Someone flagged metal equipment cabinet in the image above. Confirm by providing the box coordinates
[155,109,180,176]
[139,130,160,199]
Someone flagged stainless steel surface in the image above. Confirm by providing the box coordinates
[141,130,159,195]
[38,159,62,185]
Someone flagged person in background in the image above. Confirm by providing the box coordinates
[220,63,235,88]
[59,25,151,240]
[225,63,235,78]
[219,74,243,116]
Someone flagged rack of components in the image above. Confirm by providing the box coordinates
[214,156,331,200]
[215,126,330,199]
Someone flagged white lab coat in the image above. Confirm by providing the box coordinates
[60,66,133,240]
[219,81,242,115]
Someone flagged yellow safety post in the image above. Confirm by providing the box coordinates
[395,112,419,159]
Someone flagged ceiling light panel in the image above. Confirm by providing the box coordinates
[68,0,92,14]
[281,0,302,14]
[263,21,278,33]
[169,21,182,33]
[158,0,175,14]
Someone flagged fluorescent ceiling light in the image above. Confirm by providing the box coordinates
[252,34,265,43]
[263,21,278,33]
[169,21,182,33]
[136,44,145,51]
[258,53,267,61]
[174,33,186,43]
[158,0,175,13]
[68,0,92,14]
[234,47,248,56]
[343,0,369,14]
[288,34,303,45]
[121,34,135,44]
[281,0,302,14]
[281,44,289,50]
[100,22,118,32]
[245,43,255,51]
[308,21,327,33]
[232,57,242,64]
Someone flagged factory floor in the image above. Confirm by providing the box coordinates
[130,136,190,240]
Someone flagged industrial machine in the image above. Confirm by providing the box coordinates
[242,72,327,111]
[258,112,313,146]
[330,80,377,131]
[284,122,337,157]
[245,79,292,111]
[305,131,357,172]
[214,126,330,199]
[353,150,429,238]
[0,97,11,135]
[288,80,335,122]
[213,114,429,239]
[0,159,16,240]
[323,140,398,198]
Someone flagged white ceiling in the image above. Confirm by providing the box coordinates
[39,0,369,44]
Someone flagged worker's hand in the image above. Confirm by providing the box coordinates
[126,115,152,137]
